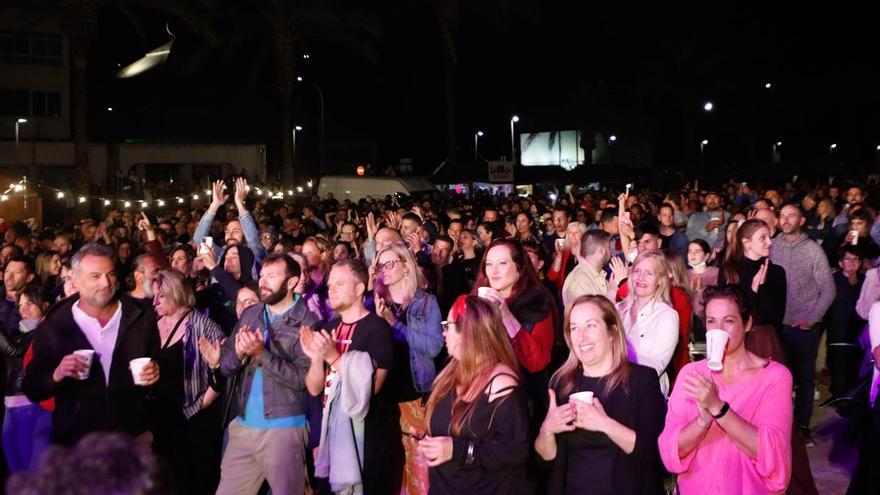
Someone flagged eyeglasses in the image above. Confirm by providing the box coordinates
[377,259,404,272]
[440,320,458,331]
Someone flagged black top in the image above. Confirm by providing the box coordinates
[428,376,533,495]
[322,312,399,494]
[547,365,667,495]
[150,339,186,457]
[717,257,787,330]
[826,270,866,344]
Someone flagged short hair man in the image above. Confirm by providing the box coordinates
[302,259,395,494]
[561,230,616,306]
[23,244,160,446]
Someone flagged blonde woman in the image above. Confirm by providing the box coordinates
[615,249,679,396]
[537,295,666,494]
[373,244,444,494]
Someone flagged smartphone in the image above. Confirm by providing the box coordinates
[556,238,568,249]
[199,236,213,255]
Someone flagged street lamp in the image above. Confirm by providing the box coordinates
[14,118,27,170]
[609,134,617,142]
[703,101,714,112]
[296,76,325,174]
[510,115,519,163]
[700,139,709,163]
[293,125,303,164]
[764,82,772,89]
[829,143,837,157]
[773,141,782,152]
[475,131,484,163]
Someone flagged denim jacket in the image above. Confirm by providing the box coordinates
[389,290,444,393]
[219,298,319,420]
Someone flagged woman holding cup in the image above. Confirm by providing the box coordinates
[150,268,226,493]
[615,250,679,396]
[659,285,793,494]
[537,295,666,494]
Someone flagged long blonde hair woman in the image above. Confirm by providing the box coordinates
[537,295,666,494]
[616,249,679,396]
[373,244,443,495]
[419,296,532,495]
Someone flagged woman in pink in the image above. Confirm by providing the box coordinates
[658,284,792,494]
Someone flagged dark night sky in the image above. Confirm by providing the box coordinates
[84,3,880,180]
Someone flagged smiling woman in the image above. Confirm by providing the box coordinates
[537,295,666,494]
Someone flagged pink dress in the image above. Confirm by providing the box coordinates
[658,360,793,495]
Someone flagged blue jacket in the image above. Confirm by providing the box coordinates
[388,290,444,393]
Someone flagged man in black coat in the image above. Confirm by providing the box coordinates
[22,243,160,446]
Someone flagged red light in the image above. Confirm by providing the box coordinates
[356,165,365,176]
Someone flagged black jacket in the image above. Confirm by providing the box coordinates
[21,294,160,445]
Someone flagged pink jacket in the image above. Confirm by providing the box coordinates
[658,360,792,495]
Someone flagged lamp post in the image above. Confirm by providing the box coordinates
[292,126,302,165]
[510,115,519,163]
[14,118,27,171]
[703,101,714,112]
[829,143,837,158]
[700,139,709,164]
[475,131,484,163]
[297,76,325,174]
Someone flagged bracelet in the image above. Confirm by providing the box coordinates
[328,354,341,369]
[712,402,730,420]
[465,440,476,465]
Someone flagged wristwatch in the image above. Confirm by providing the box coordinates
[711,402,730,419]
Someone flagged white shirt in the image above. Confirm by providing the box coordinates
[868,302,880,406]
[616,297,679,396]
[72,301,123,384]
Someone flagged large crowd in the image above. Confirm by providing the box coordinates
[0,175,876,494]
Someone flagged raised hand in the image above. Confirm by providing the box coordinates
[609,257,629,285]
[210,180,229,210]
[751,258,769,293]
[386,211,402,230]
[366,212,378,241]
[198,336,221,368]
[540,389,576,435]
[234,177,249,207]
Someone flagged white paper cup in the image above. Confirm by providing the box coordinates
[477,287,492,299]
[851,230,859,246]
[129,358,152,385]
[569,391,594,405]
[73,349,94,380]
[705,329,730,371]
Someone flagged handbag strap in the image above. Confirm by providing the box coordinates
[161,309,192,350]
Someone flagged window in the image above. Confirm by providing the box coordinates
[0,32,63,65]
[0,89,61,117]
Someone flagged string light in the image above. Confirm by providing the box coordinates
[56,192,64,199]
[124,201,131,208]
[78,196,86,203]
[1,195,7,202]
[141,200,148,208]
[104,200,111,206]
[192,194,199,200]
[157,199,165,207]
[296,186,303,193]
[177,197,184,204]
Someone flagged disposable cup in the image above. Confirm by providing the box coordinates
[569,391,594,405]
[129,358,152,385]
[477,287,492,299]
[73,349,94,380]
[705,329,730,371]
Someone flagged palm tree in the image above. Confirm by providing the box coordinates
[210,0,380,185]
[2,0,215,201]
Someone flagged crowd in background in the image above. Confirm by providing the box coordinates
[0,174,876,494]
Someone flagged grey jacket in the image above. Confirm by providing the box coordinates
[769,233,836,326]
[219,297,319,420]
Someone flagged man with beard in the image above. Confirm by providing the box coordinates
[561,230,616,306]
[216,253,319,495]
[686,191,730,248]
[22,244,160,446]
[128,254,163,302]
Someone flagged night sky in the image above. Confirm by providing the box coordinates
[85,3,880,181]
